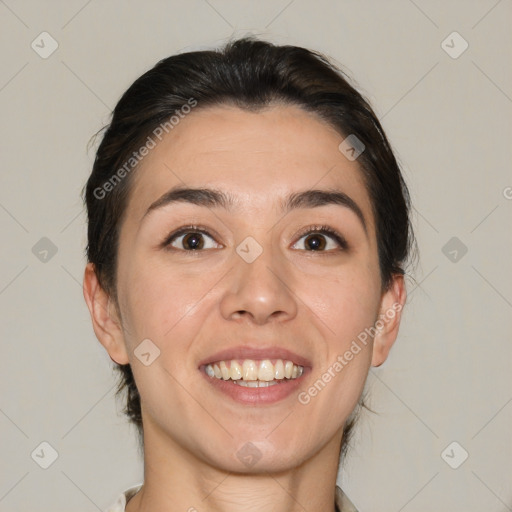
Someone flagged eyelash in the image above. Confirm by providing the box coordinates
[161,224,349,253]
[295,224,349,251]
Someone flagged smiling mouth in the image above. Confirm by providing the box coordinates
[202,358,304,387]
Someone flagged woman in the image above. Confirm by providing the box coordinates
[82,36,414,512]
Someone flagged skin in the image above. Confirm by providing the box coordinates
[83,104,406,512]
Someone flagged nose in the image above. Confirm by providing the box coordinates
[219,242,298,325]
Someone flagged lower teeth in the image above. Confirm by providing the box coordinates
[233,380,281,387]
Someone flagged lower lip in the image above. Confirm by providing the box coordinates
[200,368,307,405]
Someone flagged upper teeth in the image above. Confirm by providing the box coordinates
[204,359,304,381]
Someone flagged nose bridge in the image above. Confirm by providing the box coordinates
[219,234,298,324]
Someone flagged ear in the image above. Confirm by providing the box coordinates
[83,262,130,365]
[371,273,407,367]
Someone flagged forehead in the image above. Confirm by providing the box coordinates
[124,103,374,232]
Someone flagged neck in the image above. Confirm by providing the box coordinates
[126,422,343,512]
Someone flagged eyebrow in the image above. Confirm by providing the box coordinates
[142,186,367,234]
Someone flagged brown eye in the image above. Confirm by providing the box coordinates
[181,232,204,250]
[304,234,327,251]
[165,228,221,251]
[292,226,347,252]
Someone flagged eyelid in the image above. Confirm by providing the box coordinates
[161,224,223,250]
[160,223,349,252]
[293,224,349,251]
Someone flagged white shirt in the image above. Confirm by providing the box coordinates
[104,483,359,511]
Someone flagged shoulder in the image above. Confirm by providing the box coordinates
[104,483,143,512]
[335,485,359,512]
[106,483,356,512]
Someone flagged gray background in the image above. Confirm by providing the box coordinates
[1,1,511,511]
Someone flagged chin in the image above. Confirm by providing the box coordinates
[205,437,311,475]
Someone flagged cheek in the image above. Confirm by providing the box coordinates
[293,264,379,407]
[299,264,381,344]
[119,254,208,339]
[118,260,210,411]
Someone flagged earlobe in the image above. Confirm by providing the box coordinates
[371,274,407,367]
[83,262,130,365]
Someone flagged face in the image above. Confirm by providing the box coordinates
[86,103,404,473]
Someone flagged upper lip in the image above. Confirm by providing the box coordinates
[198,345,312,368]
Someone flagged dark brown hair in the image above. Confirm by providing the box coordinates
[82,35,415,459]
